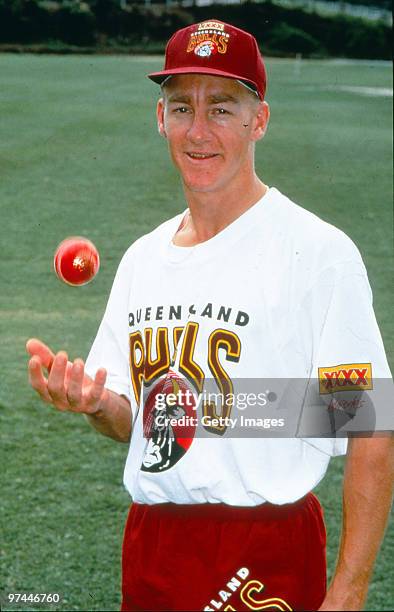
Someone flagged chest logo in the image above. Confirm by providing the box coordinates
[141,371,197,473]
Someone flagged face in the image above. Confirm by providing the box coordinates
[157,74,269,195]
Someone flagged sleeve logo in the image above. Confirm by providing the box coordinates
[318,363,372,394]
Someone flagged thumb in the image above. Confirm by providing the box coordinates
[26,338,55,371]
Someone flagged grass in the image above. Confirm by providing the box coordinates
[0,54,392,611]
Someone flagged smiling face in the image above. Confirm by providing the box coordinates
[157,74,269,196]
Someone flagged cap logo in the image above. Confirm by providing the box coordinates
[187,20,230,57]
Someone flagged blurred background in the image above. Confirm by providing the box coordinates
[0,0,391,58]
[0,1,392,611]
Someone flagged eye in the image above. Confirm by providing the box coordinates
[213,107,230,115]
[173,106,190,114]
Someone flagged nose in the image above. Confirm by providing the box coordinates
[187,109,212,144]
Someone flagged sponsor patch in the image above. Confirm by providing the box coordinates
[187,20,230,57]
[318,363,372,394]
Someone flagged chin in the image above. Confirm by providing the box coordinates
[183,180,221,193]
[181,172,222,193]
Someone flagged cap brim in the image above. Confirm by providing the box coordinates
[148,66,260,96]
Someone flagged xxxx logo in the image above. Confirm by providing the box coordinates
[318,363,372,394]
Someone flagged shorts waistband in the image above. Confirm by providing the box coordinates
[132,492,317,521]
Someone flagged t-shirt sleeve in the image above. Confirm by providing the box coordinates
[85,249,135,414]
[298,251,393,456]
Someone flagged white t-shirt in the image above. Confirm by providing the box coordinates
[86,187,392,506]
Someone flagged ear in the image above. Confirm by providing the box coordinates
[251,101,270,142]
[157,98,167,138]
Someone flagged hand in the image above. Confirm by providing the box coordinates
[26,338,108,415]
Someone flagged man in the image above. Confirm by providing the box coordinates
[27,20,393,612]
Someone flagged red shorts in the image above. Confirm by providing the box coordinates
[121,493,326,612]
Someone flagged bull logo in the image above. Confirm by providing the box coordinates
[195,40,218,57]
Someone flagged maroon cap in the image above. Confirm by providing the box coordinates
[148,19,266,100]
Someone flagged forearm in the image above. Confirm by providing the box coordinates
[86,389,132,443]
[324,435,394,610]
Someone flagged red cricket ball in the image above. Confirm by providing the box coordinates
[54,237,100,286]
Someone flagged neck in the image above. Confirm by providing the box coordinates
[178,173,268,246]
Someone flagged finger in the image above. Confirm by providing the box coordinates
[26,338,55,372]
[28,355,53,403]
[86,368,107,411]
[47,351,69,406]
[64,358,76,387]
[66,359,84,409]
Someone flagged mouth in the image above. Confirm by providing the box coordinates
[186,152,219,161]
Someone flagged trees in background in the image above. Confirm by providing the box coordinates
[0,0,391,59]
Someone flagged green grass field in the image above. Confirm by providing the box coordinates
[0,54,392,611]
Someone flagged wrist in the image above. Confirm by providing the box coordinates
[85,390,132,443]
[331,561,372,588]
[327,571,369,610]
[322,585,367,612]
[87,387,111,417]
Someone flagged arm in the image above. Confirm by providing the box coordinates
[319,434,394,611]
[27,338,132,443]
